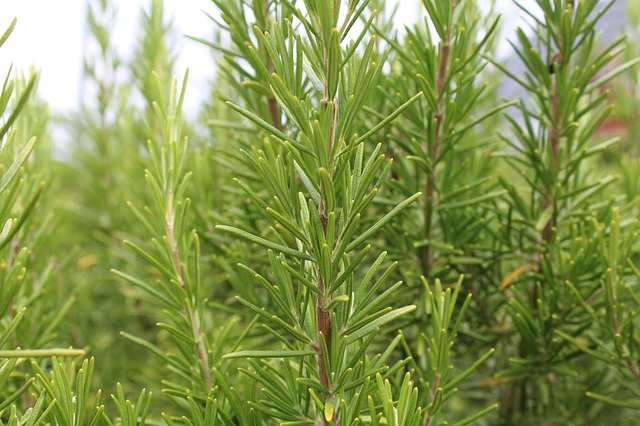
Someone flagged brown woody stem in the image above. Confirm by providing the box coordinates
[423,1,456,277]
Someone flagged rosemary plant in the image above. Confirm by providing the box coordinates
[492,0,640,423]
[2,0,640,425]
[215,8,422,423]
[0,17,89,424]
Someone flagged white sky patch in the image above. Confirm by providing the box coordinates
[0,1,84,111]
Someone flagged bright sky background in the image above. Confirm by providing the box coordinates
[0,0,533,116]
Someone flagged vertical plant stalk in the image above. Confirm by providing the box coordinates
[165,191,212,389]
[313,6,344,422]
[536,27,565,305]
[263,0,281,129]
[541,51,562,247]
[315,28,339,414]
[423,373,441,426]
[423,0,456,276]
[315,271,331,394]
[624,351,640,380]
[533,56,561,307]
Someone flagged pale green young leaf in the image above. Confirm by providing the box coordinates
[216,225,313,261]
[222,349,315,359]
[345,192,421,252]
[345,306,416,342]
[0,136,35,195]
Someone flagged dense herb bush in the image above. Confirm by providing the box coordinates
[2,0,640,424]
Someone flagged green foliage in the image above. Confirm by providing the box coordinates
[0,17,86,424]
[488,1,640,423]
[2,0,640,425]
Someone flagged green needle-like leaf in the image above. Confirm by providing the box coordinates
[216,225,313,261]
[222,349,316,359]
